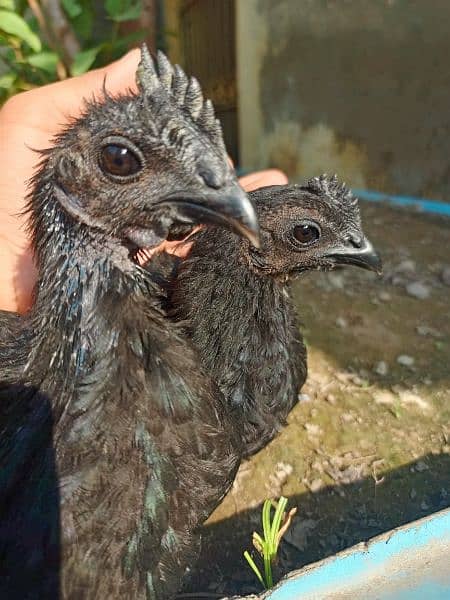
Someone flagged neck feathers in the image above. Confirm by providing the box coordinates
[23,186,156,417]
[167,227,307,456]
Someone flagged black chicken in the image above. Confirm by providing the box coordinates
[0,47,259,599]
[160,177,381,458]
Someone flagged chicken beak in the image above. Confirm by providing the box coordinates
[328,237,382,274]
[163,184,260,248]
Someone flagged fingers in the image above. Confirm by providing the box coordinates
[162,240,194,259]
[0,235,37,313]
[84,48,140,97]
[239,169,288,192]
[145,227,201,262]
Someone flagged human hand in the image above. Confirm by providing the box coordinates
[0,50,287,313]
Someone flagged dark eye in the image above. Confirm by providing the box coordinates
[293,223,321,245]
[100,144,141,178]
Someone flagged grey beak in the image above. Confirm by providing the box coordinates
[328,237,382,274]
[164,183,260,248]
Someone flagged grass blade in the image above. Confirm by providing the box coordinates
[270,496,287,550]
[244,551,266,588]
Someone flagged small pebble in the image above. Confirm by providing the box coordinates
[398,390,430,412]
[298,393,311,403]
[328,272,345,289]
[397,259,416,273]
[441,266,450,286]
[276,461,293,477]
[352,375,366,387]
[416,325,442,338]
[397,354,415,367]
[406,281,430,300]
[271,462,293,487]
[309,478,323,493]
[374,360,389,376]
[378,291,391,302]
[415,460,428,472]
[326,393,337,405]
[311,460,323,472]
[335,316,348,328]
[420,501,430,511]
[304,422,322,436]
[373,389,395,405]
[341,412,354,423]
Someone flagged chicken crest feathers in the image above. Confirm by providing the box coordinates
[137,45,221,142]
[305,173,358,207]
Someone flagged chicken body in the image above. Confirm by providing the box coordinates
[164,179,381,458]
[165,239,306,458]
[0,47,258,599]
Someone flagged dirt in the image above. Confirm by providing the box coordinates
[182,202,450,599]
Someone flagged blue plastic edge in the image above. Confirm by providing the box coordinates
[352,189,450,217]
[266,507,450,600]
[235,167,450,217]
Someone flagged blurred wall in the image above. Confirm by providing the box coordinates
[237,0,450,199]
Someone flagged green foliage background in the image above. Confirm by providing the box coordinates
[0,0,145,103]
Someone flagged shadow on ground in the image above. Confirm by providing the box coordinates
[185,454,450,597]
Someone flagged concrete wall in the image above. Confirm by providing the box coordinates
[237,0,450,199]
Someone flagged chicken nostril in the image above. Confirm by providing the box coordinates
[198,168,222,190]
[347,234,363,249]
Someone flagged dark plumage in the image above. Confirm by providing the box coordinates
[159,177,381,458]
[0,47,259,599]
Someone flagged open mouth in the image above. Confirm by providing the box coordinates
[125,191,260,267]
[125,221,198,267]
[166,222,197,241]
[157,193,260,249]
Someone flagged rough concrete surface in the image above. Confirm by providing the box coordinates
[237,0,450,200]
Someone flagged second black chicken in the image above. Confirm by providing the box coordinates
[156,176,381,458]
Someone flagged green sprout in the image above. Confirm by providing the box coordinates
[243,496,297,589]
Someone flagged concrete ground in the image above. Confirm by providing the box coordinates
[182,202,450,598]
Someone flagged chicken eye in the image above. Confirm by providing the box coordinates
[293,223,321,245]
[100,144,141,178]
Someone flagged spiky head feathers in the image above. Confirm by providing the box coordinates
[305,173,358,208]
[136,46,223,146]
[252,174,362,239]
